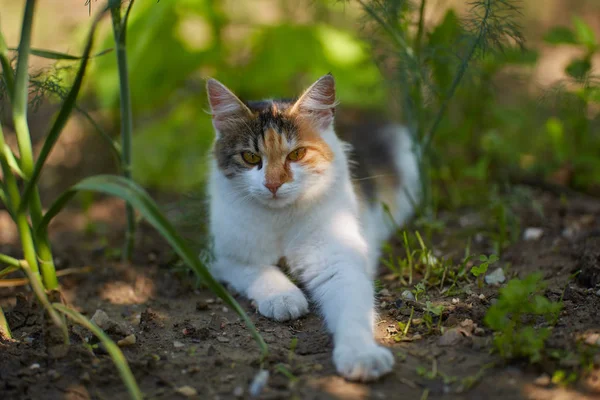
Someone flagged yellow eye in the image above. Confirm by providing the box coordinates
[288,147,307,162]
[241,151,261,165]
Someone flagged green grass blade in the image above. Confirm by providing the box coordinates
[119,0,136,41]
[8,47,113,60]
[39,175,268,359]
[0,29,15,100]
[19,6,108,213]
[0,265,19,278]
[0,305,11,339]
[13,0,36,177]
[110,1,136,261]
[53,303,142,400]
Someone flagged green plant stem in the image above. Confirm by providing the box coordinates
[13,0,36,178]
[53,303,143,400]
[415,0,427,58]
[0,305,11,339]
[111,4,136,262]
[0,124,41,282]
[0,254,21,269]
[422,0,492,152]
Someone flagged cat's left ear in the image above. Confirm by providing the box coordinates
[290,74,336,130]
[206,78,252,133]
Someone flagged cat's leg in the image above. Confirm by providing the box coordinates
[211,257,309,321]
[291,235,394,381]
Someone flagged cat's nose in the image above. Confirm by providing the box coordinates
[264,182,282,195]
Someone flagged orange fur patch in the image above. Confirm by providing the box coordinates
[292,117,334,171]
[263,128,293,186]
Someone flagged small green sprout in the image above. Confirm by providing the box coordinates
[471,254,499,288]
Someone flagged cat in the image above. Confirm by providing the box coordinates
[205,74,420,381]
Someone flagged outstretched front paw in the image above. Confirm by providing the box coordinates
[334,343,395,382]
[256,288,309,321]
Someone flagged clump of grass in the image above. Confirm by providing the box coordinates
[484,273,562,363]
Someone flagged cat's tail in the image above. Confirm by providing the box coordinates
[390,125,421,228]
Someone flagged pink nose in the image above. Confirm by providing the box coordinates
[264,182,282,195]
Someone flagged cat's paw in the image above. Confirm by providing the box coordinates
[333,343,395,382]
[256,289,309,321]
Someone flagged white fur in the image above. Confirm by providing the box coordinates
[207,124,420,382]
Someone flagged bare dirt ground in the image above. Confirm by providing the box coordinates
[1,188,600,400]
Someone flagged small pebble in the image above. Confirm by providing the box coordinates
[80,372,91,382]
[90,310,113,331]
[474,327,485,336]
[584,333,600,346]
[233,386,244,397]
[379,289,391,297]
[401,290,415,301]
[48,370,61,381]
[118,334,136,347]
[437,329,465,347]
[196,300,209,311]
[478,294,486,300]
[222,307,229,313]
[29,363,40,370]
[176,386,197,397]
[485,268,506,285]
[24,337,34,344]
[174,341,185,348]
[451,298,459,305]
[249,369,269,397]
[523,227,543,241]
[534,373,551,386]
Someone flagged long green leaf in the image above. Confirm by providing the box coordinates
[39,175,268,358]
[0,305,11,339]
[8,47,113,60]
[53,303,142,400]
[19,6,109,213]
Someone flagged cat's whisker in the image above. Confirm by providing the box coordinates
[352,174,396,182]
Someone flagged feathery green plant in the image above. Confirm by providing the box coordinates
[0,1,266,397]
[357,0,525,212]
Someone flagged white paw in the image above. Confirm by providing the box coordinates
[333,343,395,382]
[256,288,309,321]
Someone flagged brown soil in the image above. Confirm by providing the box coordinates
[1,189,600,400]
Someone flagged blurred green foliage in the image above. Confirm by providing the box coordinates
[79,0,599,200]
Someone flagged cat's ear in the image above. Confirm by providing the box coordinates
[290,74,336,130]
[206,78,252,132]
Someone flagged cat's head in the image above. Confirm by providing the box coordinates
[206,74,338,208]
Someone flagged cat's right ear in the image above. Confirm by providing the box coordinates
[206,78,252,133]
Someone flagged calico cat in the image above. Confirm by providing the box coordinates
[205,74,420,381]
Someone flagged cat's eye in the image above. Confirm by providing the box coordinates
[241,151,261,165]
[288,147,307,162]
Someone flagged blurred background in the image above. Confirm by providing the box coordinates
[0,0,598,205]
